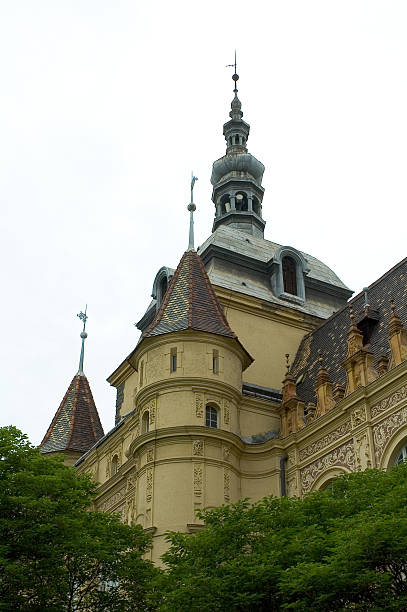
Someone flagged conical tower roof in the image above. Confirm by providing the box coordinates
[41,307,104,456]
[143,249,237,339]
[41,373,104,455]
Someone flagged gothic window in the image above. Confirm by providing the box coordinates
[111,454,119,475]
[394,444,407,466]
[205,405,218,428]
[142,411,149,434]
[282,257,297,295]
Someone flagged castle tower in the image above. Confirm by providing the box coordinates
[211,64,266,237]
[41,308,104,465]
[106,205,253,561]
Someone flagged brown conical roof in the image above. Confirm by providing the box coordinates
[41,374,104,455]
[143,249,237,339]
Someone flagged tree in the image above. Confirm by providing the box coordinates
[0,426,156,611]
[158,464,407,611]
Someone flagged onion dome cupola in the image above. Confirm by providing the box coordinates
[40,307,104,464]
[211,66,266,237]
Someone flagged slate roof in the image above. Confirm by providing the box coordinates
[199,226,350,290]
[143,249,237,339]
[41,374,104,455]
[290,258,407,406]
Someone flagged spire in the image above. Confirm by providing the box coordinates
[77,306,88,375]
[40,307,104,460]
[187,173,198,251]
[210,55,266,237]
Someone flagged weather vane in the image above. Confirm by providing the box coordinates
[226,50,239,93]
[188,172,198,251]
[77,305,88,375]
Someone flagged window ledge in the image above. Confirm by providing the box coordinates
[278,291,305,305]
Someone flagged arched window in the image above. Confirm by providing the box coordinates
[282,257,297,295]
[252,196,260,215]
[111,454,119,475]
[142,411,149,434]
[159,276,168,301]
[235,191,248,211]
[220,194,231,215]
[394,444,407,466]
[205,405,218,428]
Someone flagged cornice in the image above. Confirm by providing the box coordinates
[135,376,242,405]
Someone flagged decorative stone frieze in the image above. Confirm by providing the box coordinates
[223,400,230,425]
[351,406,367,428]
[148,398,156,425]
[301,441,355,493]
[195,393,204,419]
[286,473,299,497]
[147,448,154,463]
[146,468,153,503]
[224,469,231,502]
[192,440,204,456]
[354,432,372,471]
[193,464,203,496]
[98,486,126,512]
[299,420,351,461]
[373,405,407,465]
[371,385,407,418]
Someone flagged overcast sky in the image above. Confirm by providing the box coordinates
[1,1,406,445]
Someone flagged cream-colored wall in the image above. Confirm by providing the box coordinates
[220,301,315,390]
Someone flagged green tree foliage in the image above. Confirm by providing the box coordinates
[0,426,156,611]
[158,464,407,611]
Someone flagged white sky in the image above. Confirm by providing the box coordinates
[1,1,406,445]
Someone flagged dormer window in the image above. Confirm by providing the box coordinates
[282,257,297,295]
[270,246,308,305]
[159,276,168,300]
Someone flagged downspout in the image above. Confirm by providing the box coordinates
[280,453,288,497]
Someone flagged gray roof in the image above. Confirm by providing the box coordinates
[196,226,351,320]
[199,226,349,289]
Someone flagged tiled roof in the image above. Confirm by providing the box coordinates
[290,258,407,405]
[143,249,237,339]
[41,374,104,455]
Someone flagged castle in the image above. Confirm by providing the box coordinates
[41,70,407,564]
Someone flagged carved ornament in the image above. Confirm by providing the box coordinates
[195,393,204,419]
[193,464,203,496]
[351,406,367,428]
[371,385,407,418]
[192,440,203,456]
[301,441,355,494]
[373,405,407,465]
[224,469,231,502]
[146,468,153,503]
[299,420,351,461]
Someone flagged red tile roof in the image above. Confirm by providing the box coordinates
[143,249,237,339]
[41,374,104,455]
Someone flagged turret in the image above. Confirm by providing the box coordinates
[211,60,266,237]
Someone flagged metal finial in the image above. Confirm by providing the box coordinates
[285,353,290,375]
[226,50,239,93]
[349,303,354,321]
[318,348,324,365]
[187,172,198,251]
[390,297,396,314]
[77,305,88,375]
[363,287,370,308]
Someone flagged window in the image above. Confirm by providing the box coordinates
[205,405,218,428]
[142,411,149,434]
[170,348,177,372]
[111,454,119,475]
[395,444,407,466]
[212,350,219,374]
[282,256,297,295]
[159,276,168,300]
